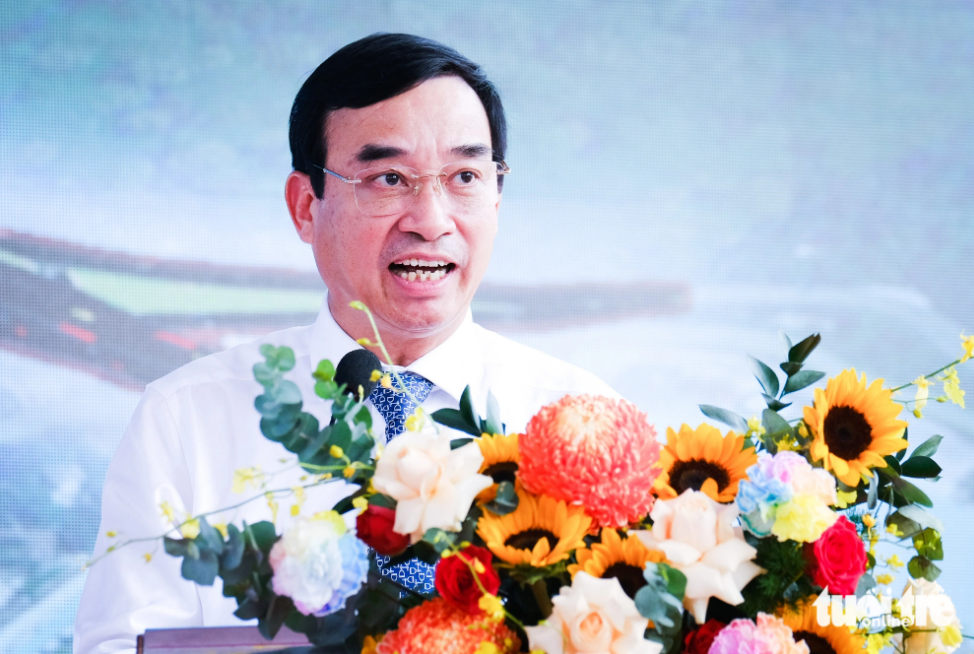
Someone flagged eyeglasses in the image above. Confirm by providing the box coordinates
[313,159,510,218]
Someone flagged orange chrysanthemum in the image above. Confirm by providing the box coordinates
[804,369,908,487]
[653,423,757,503]
[518,394,661,528]
[375,597,520,654]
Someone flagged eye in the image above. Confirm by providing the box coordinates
[452,170,479,185]
[378,172,403,187]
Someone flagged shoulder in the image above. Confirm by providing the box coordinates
[471,323,618,398]
[147,323,314,400]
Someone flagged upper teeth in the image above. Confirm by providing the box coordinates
[395,259,449,267]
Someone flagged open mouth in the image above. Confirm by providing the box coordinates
[389,258,456,282]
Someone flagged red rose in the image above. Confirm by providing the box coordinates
[356,505,410,556]
[683,619,726,654]
[434,545,501,615]
[805,515,867,595]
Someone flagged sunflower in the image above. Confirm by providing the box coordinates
[567,528,665,599]
[477,488,591,567]
[653,424,757,502]
[803,369,908,487]
[779,602,866,654]
[476,433,520,502]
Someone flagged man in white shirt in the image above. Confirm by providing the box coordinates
[74,33,616,653]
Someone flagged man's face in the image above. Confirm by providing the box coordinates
[308,76,499,338]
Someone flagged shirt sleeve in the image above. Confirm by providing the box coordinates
[73,387,203,654]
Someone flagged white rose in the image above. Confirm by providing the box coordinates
[525,572,661,654]
[634,489,763,623]
[371,430,492,543]
[900,578,963,654]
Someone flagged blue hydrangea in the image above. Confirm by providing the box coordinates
[315,532,370,616]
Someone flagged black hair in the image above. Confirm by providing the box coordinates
[288,33,507,198]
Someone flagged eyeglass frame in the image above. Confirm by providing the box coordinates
[311,159,511,214]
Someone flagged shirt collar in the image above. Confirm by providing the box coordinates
[307,295,482,404]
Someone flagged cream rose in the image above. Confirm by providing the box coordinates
[900,578,964,654]
[371,430,492,543]
[525,572,661,654]
[634,489,763,623]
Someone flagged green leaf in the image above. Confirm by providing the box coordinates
[900,456,942,479]
[450,437,474,450]
[909,434,943,460]
[163,536,195,558]
[867,470,879,509]
[896,504,944,533]
[908,556,941,582]
[270,380,302,405]
[782,370,826,396]
[890,475,933,507]
[485,481,519,515]
[699,405,748,433]
[314,379,339,399]
[421,528,456,554]
[761,394,792,411]
[885,510,922,539]
[883,454,902,475]
[259,343,276,358]
[788,333,821,363]
[779,361,803,376]
[431,408,481,436]
[312,359,336,382]
[659,563,687,600]
[258,594,294,640]
[254,395,282,420]
[196,517,224,555]
[749,355,780,397]
[855,573,877,598]
[182,549,219,585]
[234,594,266,620]
[248,521,279,554]
[275,347,296,372]
[253,362,277,388]
[780,330,793,352]
[459,385,483,435]
[221,525,245,571]
[484,390,503,435]
[762,409,791,436]
[912,528,944,561]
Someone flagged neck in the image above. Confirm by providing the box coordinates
[328,295,466,367]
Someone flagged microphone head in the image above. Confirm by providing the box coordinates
[334,348,383,401]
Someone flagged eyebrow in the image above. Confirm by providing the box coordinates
[355,144,408,163]
[452,143,493,159]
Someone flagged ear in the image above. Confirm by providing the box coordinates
[285,171,318,244]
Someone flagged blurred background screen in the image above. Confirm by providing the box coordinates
[1,2,972,651]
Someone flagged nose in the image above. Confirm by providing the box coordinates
[397,175,456,241]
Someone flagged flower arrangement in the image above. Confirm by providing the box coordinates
[88,310,973,654]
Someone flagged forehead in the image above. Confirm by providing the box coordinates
[324,76,492,166]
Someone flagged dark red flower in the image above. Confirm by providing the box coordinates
[356,504,410,556]
[434,545,501,615]
[683,619,726,654]
[805,515,867,595]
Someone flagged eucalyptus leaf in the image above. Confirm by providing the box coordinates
[182,549,219,585]
[896,504,944,533]
[197,517,224,555]
[912,528,944,561]
[909,434,943,460]
[312,359,336,382]
[908,556,941,582]
[788,333,822,363]
[258,594,294,640]
[253,362,277,388]
[271,380,302,405]
[459,386,483,435]
[779,330,793,352]
[900,456,942,479]
[248,521,279,553]
[761,409,791,436]
[699,405,748,433]
[761,394,792,411]
[485,481,519,515]
[276,347,296,372]
[431,408,480,436]
[782,370,826,395]
[855,573,878,598]
[484,390,503,435]
[254,395,282,420]
[749,356,780,397]
[885,510,922,539]
[222,524,245,571]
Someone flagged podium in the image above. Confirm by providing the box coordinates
[137,626,313,653]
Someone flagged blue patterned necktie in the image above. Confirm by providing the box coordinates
[369,371,437,593]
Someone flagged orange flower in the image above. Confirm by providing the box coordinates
[518,395,661,528]
[376,597,520,654]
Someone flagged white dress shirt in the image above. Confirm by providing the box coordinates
[74,299,618,654]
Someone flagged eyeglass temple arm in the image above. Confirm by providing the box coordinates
[312,164,361,185]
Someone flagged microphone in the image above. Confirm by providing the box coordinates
[334,348,382,402]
